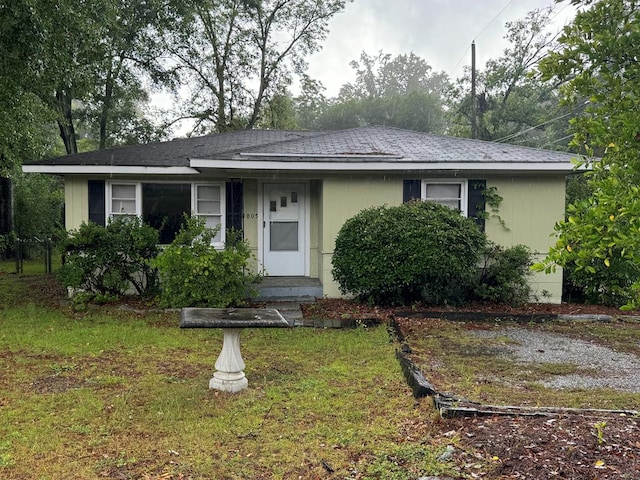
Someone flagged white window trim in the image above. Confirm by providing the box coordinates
[421,179,468,216]
[107,182,141,217]
[193,183,226,248]
[105,180,226,246]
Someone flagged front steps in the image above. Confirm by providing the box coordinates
[254,276,322,302]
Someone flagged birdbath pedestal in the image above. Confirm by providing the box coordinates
[180,307,290,393]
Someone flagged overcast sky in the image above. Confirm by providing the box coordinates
[304,0,577,96]
[154,0,578,135]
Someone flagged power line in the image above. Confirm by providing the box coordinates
[493,102,588,144]
[540,134,574,149]
[449,0,514,74]
[473,0,514,42]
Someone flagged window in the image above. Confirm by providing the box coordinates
[142,183,191,244]
[106,181,225,245]
[109,183,139,217]
[422,180,468,216]
[194,184,223,244]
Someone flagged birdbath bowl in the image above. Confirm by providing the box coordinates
[180,307,290,393]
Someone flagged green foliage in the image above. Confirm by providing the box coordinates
[153,216,261,308]
[0,0,172,157]
[257,86,299,130]
[562,252,640,307]
[448,7,572,148]
[0,231,16,257]
[58,218,159,297]
[565,173,591,209]
[474,243,533,306]
[294,74,328,129]
[331,201,485,306]
[314,52,450,133]
[13,172,64,239]
[168,0,348,132]
[536,0,640,309]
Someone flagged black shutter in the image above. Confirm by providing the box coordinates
[403,179,421,203]
[226,181,243,232]
[88,180,106,226]
[468,179,486,231]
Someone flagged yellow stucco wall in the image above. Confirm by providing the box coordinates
[64,177,88,231]
[319,177,402,297]
[317,175,566,303]
[484,176,565,303]
[60,174,566,303]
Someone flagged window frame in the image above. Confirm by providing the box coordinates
[193,183,226,246]
[421,179,468,216]
[105,180,226,247]
[107,182,141,218]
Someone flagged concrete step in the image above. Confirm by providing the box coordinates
[255,277,322,302]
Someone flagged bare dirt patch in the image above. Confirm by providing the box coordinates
[31,375,89,394]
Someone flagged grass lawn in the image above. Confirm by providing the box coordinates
[0,273,457,480]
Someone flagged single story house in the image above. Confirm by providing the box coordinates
[23,125,578,303]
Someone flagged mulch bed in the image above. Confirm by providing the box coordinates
[444,413,640,479]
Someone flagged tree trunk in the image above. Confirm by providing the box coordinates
[55,89,78,154]
[99,70,115,150]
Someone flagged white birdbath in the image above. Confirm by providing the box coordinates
[180,308,290,393]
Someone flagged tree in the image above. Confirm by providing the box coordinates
[294,74,328,129]
[77,0,176,149]
[13,173,64,240]
[0,0,173,156]
[449,7,573,148]
[316,52,451,133]
[0,1,60,170]
[168,0,348,133]
[256,85,299,130]
[535,0,640,307]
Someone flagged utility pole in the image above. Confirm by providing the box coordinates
[471,41,477,139]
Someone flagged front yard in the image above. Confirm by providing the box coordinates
[1,273,639,479]
[0,274,455,480]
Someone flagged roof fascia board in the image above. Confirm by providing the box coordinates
[190,158,579,172]
[22,165,201,175]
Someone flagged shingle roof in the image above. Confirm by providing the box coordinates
[26,130,321,167]
[230,125,578,163]
[24,125,579,169]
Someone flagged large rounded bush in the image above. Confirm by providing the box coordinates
[331,201,486,305]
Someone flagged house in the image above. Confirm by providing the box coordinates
[23,125,578,303]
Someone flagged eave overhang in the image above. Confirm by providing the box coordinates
[190,157,576,173]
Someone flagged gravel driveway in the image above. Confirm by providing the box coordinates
[472,327,640,393]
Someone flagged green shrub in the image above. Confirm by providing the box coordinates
[562,255,640,307]
[58,217,160,297]
[473,243,533,306]
[331,201,486,305]
[0,232,16,257]
[153,216,261,308]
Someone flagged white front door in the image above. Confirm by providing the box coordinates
[263,183,306,276]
